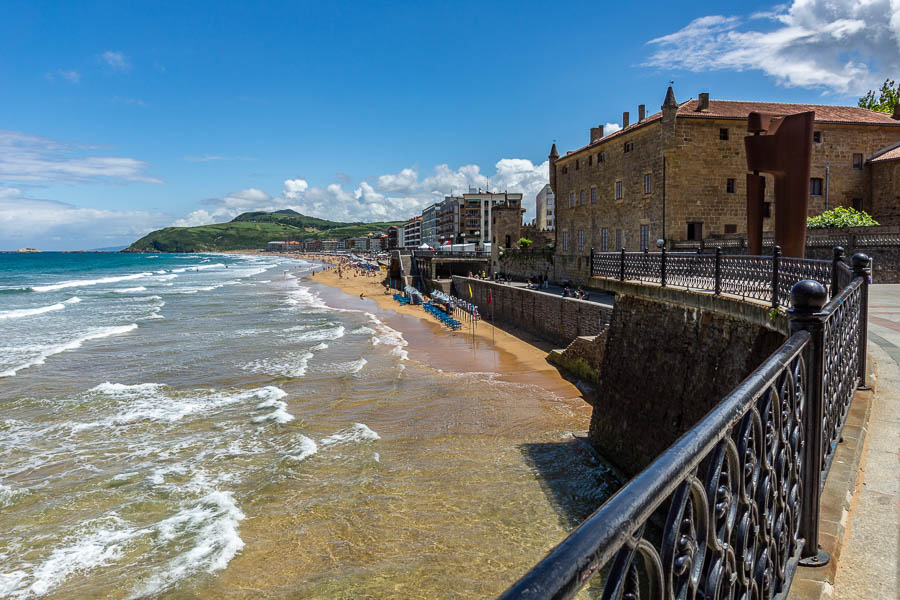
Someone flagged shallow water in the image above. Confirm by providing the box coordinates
[0,253,614,599]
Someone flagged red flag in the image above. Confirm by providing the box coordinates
[488,290,492,304]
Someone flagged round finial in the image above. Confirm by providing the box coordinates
[851,253,871,270]
[790,280,828,312]
[833,246,844,258]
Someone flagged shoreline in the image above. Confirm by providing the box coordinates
[234,250,585,401]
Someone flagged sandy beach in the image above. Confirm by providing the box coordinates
[234,250,585,401]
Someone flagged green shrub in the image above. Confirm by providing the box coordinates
[807,207,879,229]
[518,237,533,249]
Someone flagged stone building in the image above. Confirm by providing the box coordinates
[535,183,555,231]
[550,87,900,282]
[868,141,900,225]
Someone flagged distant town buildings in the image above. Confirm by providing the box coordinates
[535,184,555,231]
[402,215,422,248]
[421,204,439,247]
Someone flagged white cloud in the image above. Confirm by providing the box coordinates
[376,168,418,193]
[282,178,309,198]
[645,0,900,94]
[100,50,131,72]
[46,69,81,83]
[112,96,147,108]
[0,188,168,250]
[605,122,622,135]
[0,130,159,184]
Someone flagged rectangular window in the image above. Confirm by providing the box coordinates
[810,177,823,196]
[580,190,585,205]
[853,153,863,169]
[726,178,736,193]
[615,181,623,199]
[599,152,606,163]
[719,128,729,140]
[588,154,593,166]
[687,222,703,241]
[562,166,568,174]
[724,224,737,234]
[852,197,862,210]
[577,229,584,252]
[813,131,822,143]
[640,225,649,251]
[615,229,623,250]
[590,188,596,204]
[624,141,633,153]
[562,231,569,252]
[569,192,575,208]
[601,228,609,252]
[575,159,580,170]
[644,173,652,194]
[764,203,772,218]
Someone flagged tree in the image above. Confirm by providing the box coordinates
[858,79,899,114]
[807,207,879,229]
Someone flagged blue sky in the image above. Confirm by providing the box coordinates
[1,0,897,250]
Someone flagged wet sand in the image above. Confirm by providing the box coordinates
[253,251,583,401]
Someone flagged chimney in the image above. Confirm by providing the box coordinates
[893,104,900,120]
[638,104,646,122]
[697,92,710,112]
[590,125,604,143]
[623,111,630,128]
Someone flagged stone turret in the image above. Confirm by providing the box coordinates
[662,86,678,123]
[548,142,559,196]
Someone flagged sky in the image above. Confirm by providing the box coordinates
[1,0,898,250]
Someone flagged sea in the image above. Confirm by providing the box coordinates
[0,252,613,599]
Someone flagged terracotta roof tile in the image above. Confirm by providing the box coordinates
[870,144,900,163]
[558,99,900,161]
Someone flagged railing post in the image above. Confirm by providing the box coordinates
[789,280,830,567]
[714,247,722,295]
[830,246,844,299]
[853,253,872,389]
[590,247,595,277]
[772,245,782,309]
[619,248,626,281]
[661,246,667,287]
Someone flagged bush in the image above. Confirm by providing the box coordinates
[807,207,879,229]
[518,237,533,249]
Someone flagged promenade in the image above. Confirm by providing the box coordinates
[832,285,900,598]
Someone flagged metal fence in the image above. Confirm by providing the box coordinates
[500,252,872,600]
[590,246,846,309]
[670,231,900,252]
[411,250,491,259]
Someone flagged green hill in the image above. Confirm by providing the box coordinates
[124,211,403,253]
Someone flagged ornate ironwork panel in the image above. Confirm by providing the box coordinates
[665,253,716,290]
[718,255,774,303]
[592,252,620,279]
[777,258,832,308]
[820,279,861,476]
[500,334,810,600]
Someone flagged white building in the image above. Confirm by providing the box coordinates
[403,216,422,247]
[421,203,439,247]
[536,183,555,231]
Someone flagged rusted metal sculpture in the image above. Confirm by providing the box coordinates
[745,111,815,257]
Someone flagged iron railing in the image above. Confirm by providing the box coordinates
[590,246,840,309]
[501,252,872,600]
[412,250,491,258]
[671,231,900,252]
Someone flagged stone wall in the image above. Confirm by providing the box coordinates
[589,294,785,476]
[496,249,554,282]
[869,160,900,224]
[450,276,612,347]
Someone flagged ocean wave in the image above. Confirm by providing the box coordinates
[366,313,409,360]
[284,286,330,312]
[0,296,80,321]
[130,491,244,598]
[113,287,147,293]
[292,325,345,343]
[0,324,138,378]
[251,395,294,424]
[243,352,314,378]
[0,287,34,294]
[151,274,178,281]
[0,483,27,509]
[320,423,380,446]
[351,326,376,335]
[285,435,318,462]
[31,272,152,293]
[331,358,367,375]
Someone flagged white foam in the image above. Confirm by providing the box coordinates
[152,274,178,281]
[310,343,328,351]
[366,313,409,360]
[89,382,166,397]
[114,286,147,293]
[0,324,138,378]
[0,296,80,321]
[244,352,314,378]
[286,435,318,462]
[251,396,294,424]
[351,326,376,335]
[292,325,345,343]
[320,423,380,446]
[20,515,139,597]
[31,272,152,293]
[0,483,26,508]
[129,491,244,598]
[333,358,367,375]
